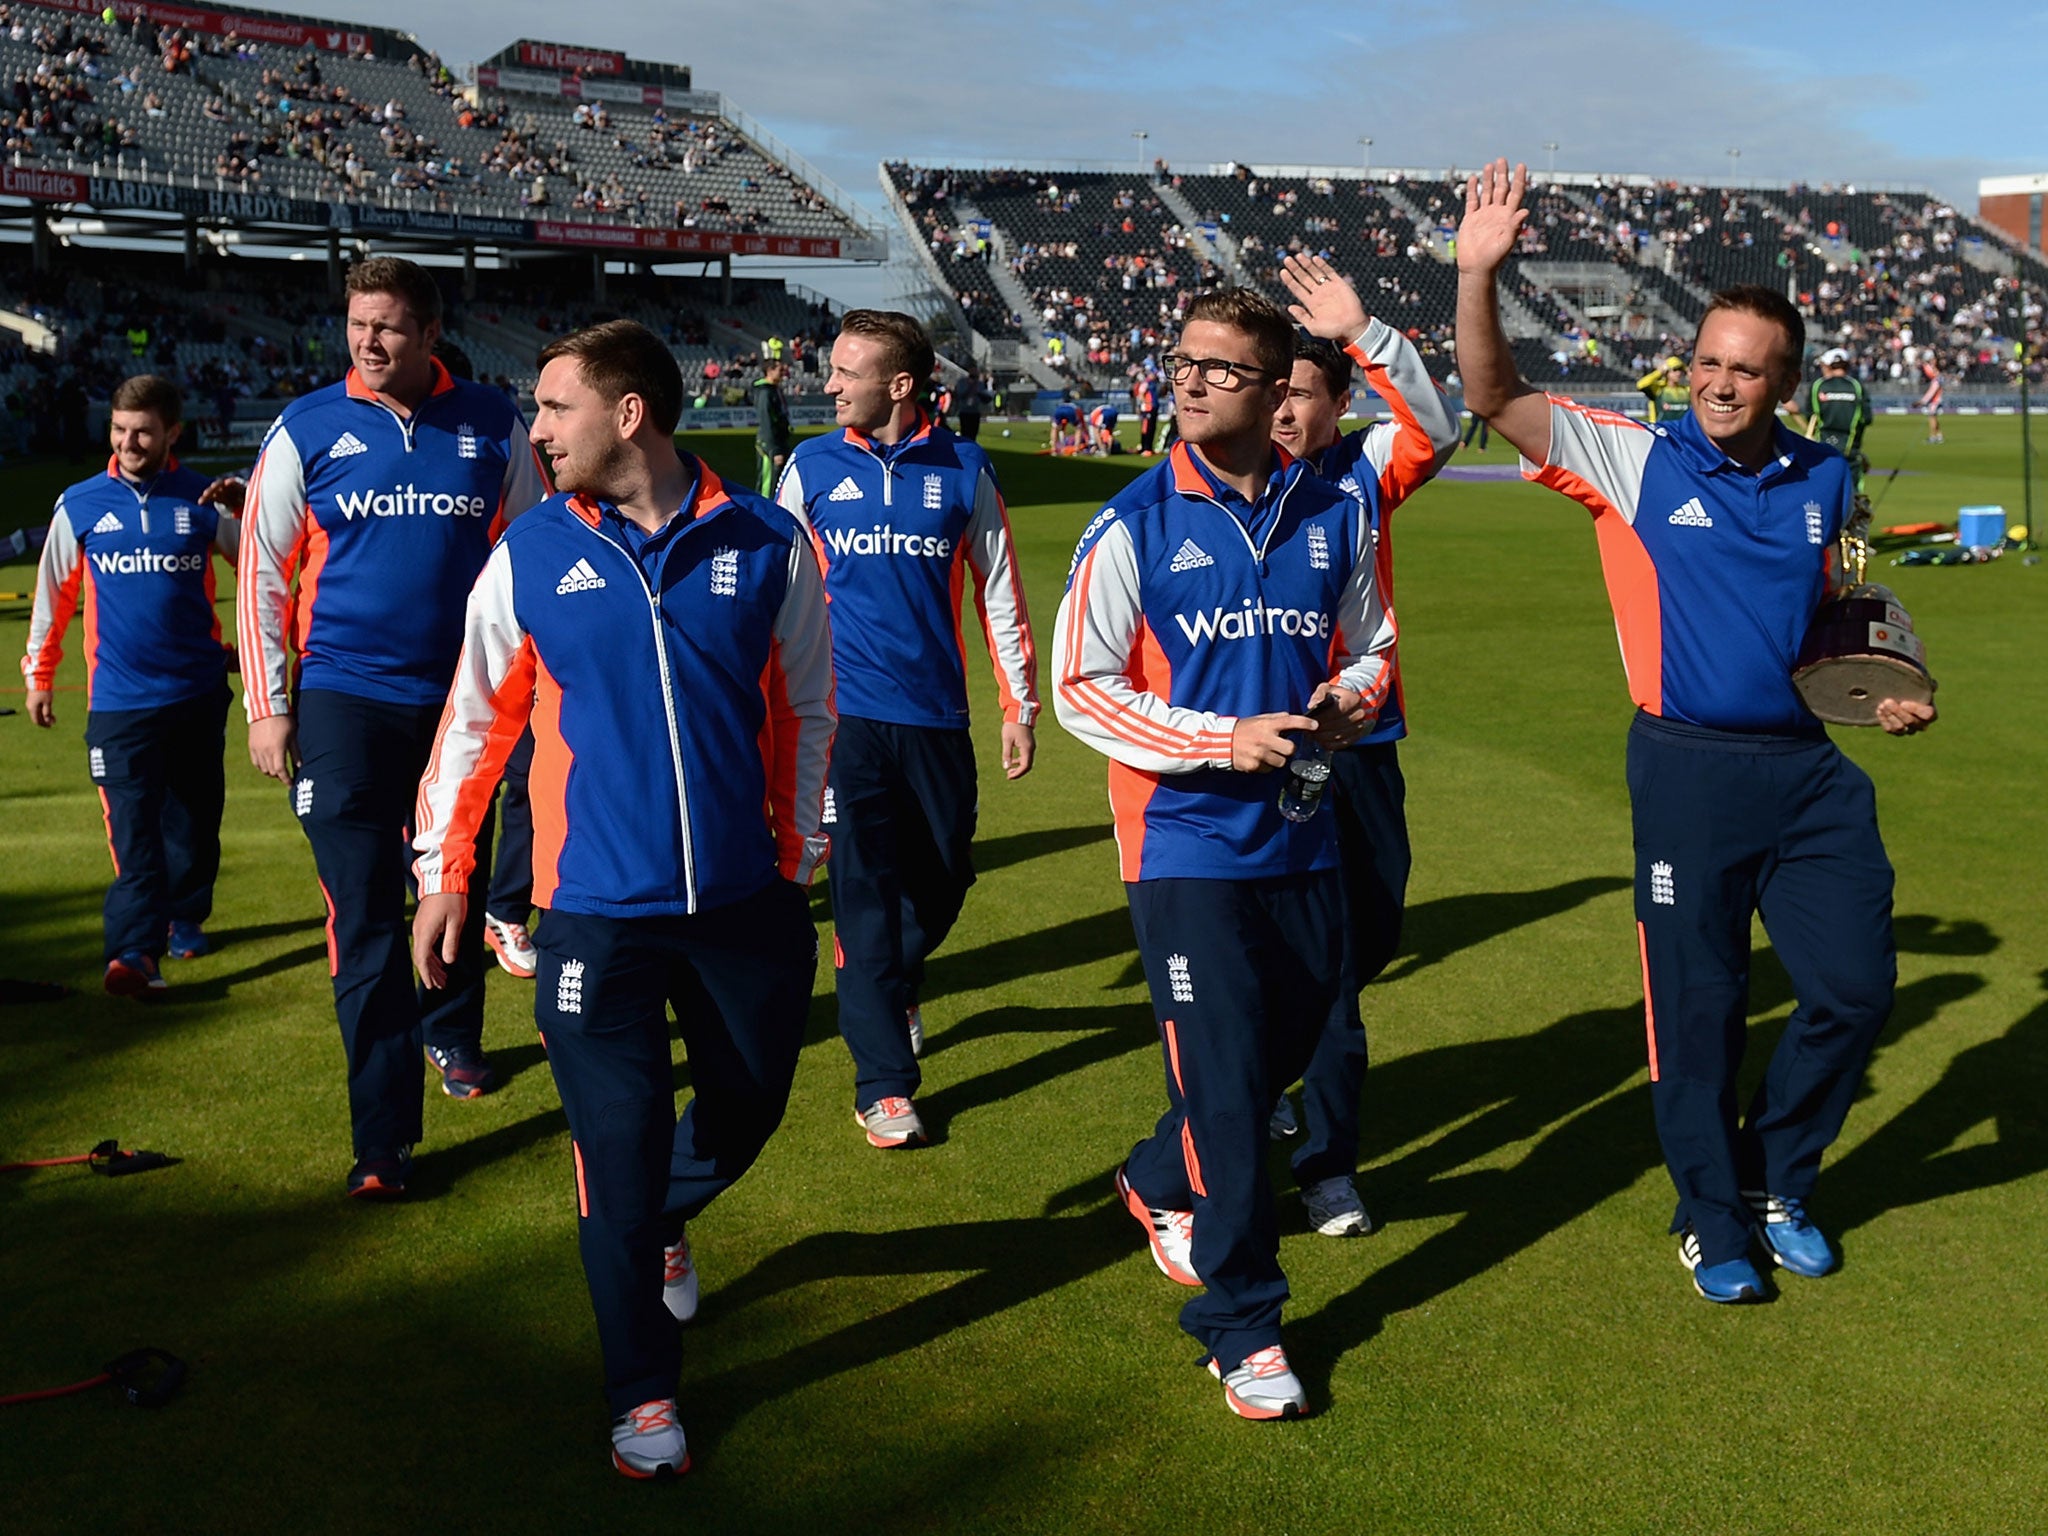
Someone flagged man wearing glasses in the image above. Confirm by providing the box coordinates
[1054,288,1394,1420]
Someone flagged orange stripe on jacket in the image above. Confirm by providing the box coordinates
[948,536,971,704]
[26,552,83,689]
[419,639,539,893]
[290,514,328,669]
[527,653,572,909]
[1059,549,1227,761]
[1347,344,1446,512]
[756,641,810,881]
[1532,464,1663,717]
[80,565,101,701]
[1105,615,1178,879]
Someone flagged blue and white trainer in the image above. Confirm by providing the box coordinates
[1744,1190,1837,1278]
[1679,1223,1765,1303]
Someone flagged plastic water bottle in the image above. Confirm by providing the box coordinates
[1276,733,1332,823]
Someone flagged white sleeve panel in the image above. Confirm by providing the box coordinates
[1348,318,1459,509]
[1522,396,1658,523]
[766,537,838,884]
[212,510,241,564]
[1327,527,1397,713]
[774,461,809,520]
[236,425,308,722]
[1052,521,1237,774]
[412,542,535,897]
[964,466,1040,726]
[20,505,81,689]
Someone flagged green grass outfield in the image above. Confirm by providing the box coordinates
[1,416,2043,1533]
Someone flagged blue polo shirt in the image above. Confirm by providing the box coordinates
[1526,401,1853,733]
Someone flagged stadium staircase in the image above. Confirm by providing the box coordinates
[971,220,1067,390]
[1152,180,1251,287]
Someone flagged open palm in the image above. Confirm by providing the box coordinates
[1457,159,1529,275]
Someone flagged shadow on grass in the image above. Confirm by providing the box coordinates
[409,1106,567,1198]
[687,1187,1135,1458]
[1293,962,1990,1401]
[1377,875,1632,984]
[918,907,1135,1005]
[1289,1002,1659,1401]
[918,1002,1157,1131]
[970,823,1112,877]
[197,914,329,954]
[1825,968,2048,1237]
[155,940,330,1003]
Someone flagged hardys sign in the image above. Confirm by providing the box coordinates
[1,168,322,222]
[85,177,317,223]
[533,221,844,259]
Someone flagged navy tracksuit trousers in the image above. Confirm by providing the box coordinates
[1290,741,1410,1188]
[826,715,977,1111]
[1627,712,1895,1266]
[532,880,816,1416]
[486,728,536,922]
[1123,871,1346,1373]
[293,688,493,1155]
[83,685,229,961]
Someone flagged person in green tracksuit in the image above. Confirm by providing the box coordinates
[753,359,793,495]
[1799,348,1873,492]
[1636,355,1689,423]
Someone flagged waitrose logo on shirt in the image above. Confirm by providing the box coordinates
[334,486,492,521]
[91,549,208,575]
[1173,600,1333,644]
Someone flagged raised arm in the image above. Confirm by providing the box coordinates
[1282,252,1458,507]
[1453,159,1552,464]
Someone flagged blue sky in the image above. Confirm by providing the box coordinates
[300,0,2044,301]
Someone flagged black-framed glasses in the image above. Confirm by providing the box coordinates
[1161,353,1274,387]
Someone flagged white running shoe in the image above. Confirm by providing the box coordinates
[610,1398,690,1478]
[1208,1345,1309,1420]
[483,913,538,978]
[1114,1164,1199,1286]
[907,1004,924,1057]
[1268,1094,1299,1140]
[663,1228,698,1323]
[1302,1175,1373,1238]
[855,1096,927,1149]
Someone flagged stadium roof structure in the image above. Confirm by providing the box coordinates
[0,0,887,265]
